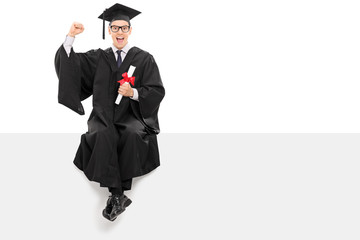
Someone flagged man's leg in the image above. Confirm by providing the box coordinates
[107,178,132,195]
[108,186,123,195]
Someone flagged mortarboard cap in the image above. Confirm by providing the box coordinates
[98,3,141,40]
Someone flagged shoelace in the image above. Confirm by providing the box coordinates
[111,195,123,206]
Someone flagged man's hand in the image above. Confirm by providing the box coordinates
[118,83,134,97]
[68,22,84,37]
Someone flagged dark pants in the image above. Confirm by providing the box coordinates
[108,178,133,194]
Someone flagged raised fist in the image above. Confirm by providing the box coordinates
[68,22,84,37]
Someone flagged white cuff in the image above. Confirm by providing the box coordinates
[130,88,139,101]
[63,35,75,57]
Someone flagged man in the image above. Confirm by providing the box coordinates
[54,3,165,221]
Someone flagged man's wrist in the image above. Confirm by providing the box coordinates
[130,88,139,101]
[67,33,75,38]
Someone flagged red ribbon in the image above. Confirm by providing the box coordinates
[117,72,135,86]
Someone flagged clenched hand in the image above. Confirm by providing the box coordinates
[68,22,84,37]
[118,83,134,97]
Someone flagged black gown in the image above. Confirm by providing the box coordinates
[54,45,165,190]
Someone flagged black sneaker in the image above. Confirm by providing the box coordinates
[102,194,132,221]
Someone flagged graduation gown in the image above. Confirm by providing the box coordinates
[54,45,165,189]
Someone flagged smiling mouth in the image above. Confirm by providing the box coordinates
[116,37,124,44]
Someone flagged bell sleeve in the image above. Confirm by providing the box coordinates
[54,45,97,115]
[136,54,165,133]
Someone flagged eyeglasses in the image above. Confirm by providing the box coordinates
[110,25,130,33]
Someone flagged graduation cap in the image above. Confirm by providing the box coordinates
[98,3,141,39]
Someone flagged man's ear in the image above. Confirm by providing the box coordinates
[108,26,111,35]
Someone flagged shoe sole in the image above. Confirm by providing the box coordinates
[102,209,116,221]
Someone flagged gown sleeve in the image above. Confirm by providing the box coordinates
[135,54,165,133]
[54,45,98,115]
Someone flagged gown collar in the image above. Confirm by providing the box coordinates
[111,43,132,57]
[103,46,139,73]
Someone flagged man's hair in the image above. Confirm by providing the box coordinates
[109,15,131,26]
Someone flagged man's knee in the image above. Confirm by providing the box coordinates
[122,125,144,140]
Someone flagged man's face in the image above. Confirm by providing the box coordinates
[108,20,132,49]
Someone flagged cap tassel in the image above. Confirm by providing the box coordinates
[102,9,106,40]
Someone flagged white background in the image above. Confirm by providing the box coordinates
[0,0,359,133]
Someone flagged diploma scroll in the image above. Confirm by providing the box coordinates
[115,65,136,104]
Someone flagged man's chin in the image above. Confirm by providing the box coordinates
[113,41,127,50]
